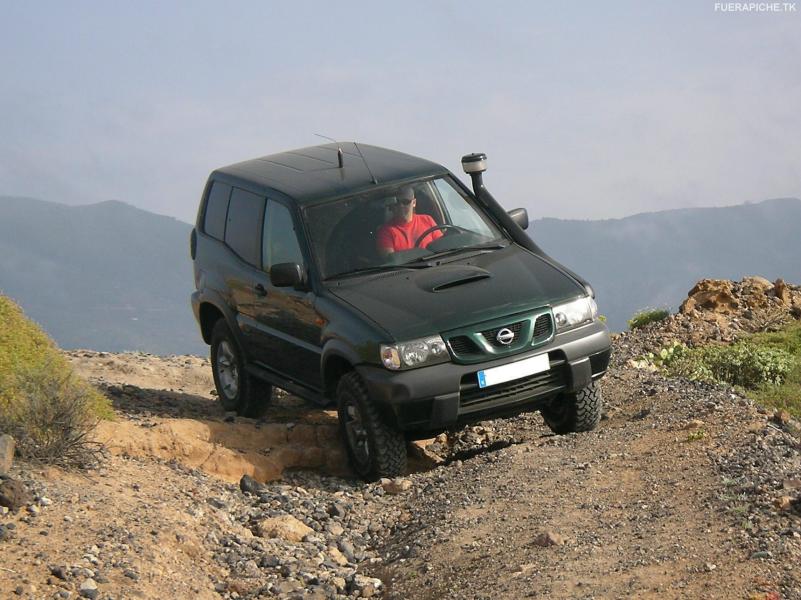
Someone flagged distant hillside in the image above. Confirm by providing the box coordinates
[0,197,204,355]
[532,197,801,331]
[3,195,799,353]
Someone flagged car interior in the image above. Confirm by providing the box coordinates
[322,182,447,277]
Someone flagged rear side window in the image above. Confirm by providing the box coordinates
[204,182,231,240]
[225,188,265,267]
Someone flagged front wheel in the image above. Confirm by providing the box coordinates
[336,372,407,481]
[210,320,272,418]
[541,380,603,434]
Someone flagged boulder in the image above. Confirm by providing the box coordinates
[327,546,349,566]
[532,531,565,547]
[774,496,794,511]
[0,478,31,512]
[0,434,14,475]
[255,515,313,542]
[349,574,383,598]
[79,578,99,599]
[239,474,263,495]
[741,276,773,291]
[380,477,413,494]
[680,279,738,315]
[774,278,792,305]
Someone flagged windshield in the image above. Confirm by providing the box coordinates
[305,176,507,279]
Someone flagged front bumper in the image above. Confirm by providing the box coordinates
[356,320,611,434]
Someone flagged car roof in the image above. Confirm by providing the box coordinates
[212,142,449,205]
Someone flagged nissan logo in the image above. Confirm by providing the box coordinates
[496,328,515,345]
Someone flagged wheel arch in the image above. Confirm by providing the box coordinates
[321,340,361,401]
[199,302,225,344]
[197,291,239,346]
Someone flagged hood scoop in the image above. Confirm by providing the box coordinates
[416,265,492,292]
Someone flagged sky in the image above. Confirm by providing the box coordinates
[1,1,799,223]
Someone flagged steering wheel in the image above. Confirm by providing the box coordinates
[414,224,466,248]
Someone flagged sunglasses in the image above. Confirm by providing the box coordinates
[395,198,413,206]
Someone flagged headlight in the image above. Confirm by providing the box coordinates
[380,335,449,370]
[553,296,598,332]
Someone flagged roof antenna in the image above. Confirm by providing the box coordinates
[352,142,378,184]
[314,133,344,169]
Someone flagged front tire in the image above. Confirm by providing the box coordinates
[210,319,272,418]
[336,372,407,481]
[541,380,603,434]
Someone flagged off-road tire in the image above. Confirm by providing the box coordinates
[336,371,407,481]
[541,380,602,435]
[210,319,272,418]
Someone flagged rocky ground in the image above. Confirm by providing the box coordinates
[1,278,800,599]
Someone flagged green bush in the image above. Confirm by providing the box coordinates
[664,341,794,389]
[628,308,670,330]
[0,295,111,467]
[739,323,801,418]
[636,323,801,417]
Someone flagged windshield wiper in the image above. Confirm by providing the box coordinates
[324,263,431,281]
[409,241,509,264]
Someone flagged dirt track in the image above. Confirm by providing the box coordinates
[1,343,799,599]
[373,367,800,599]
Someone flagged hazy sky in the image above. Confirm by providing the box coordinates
[1,1,799,223]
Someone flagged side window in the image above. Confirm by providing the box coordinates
[433,178,495,236]
[225,188,265,267]
[263,201,304,271]
[203,182,231,240]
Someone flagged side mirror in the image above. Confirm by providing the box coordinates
[270,262,305,288]
[507,207,529,230]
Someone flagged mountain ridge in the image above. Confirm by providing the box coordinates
[0,195,202,355]
[531,197,801,330]
[1,194,800,351]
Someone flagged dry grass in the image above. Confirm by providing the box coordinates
[0,295,111,468]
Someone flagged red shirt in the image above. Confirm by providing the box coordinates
[376,214,443,252]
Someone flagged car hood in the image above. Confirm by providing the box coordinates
[328,245,586,341]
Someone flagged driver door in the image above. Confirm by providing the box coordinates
[248,199,322,391]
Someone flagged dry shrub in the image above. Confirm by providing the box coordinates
[747,307,790,333]
[1,361,105,468]
[0,295,111,468]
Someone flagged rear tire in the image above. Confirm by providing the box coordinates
[210,319,272,418]
[541,380,602,434]
[336,371,407,481]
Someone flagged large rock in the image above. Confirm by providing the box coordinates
[349,574,383,598]
[239,474,263,495]
[741,276,773,292]
[532,531,565,547]
[0,434,14,475]
[0,478,31,512]
[380,477,412,494]
[255,515,313,542]
[774,278,792,305]
[680,279,738,315]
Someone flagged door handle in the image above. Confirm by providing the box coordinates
[254,283,267,297]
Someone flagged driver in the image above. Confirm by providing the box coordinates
[376,186,443,256]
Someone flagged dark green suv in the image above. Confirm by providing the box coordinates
[190,143,611,480]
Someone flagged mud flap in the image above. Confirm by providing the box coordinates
[568,357,592,392]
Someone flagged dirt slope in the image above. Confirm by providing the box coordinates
[373,367,800,599]
[1,337,799,599]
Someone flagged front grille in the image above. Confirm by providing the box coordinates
[532,313,553,340]
[448,336,478,355]
[459,358,567,410]
[445,310,553,361]
[480,320,526,347]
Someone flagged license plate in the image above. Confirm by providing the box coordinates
[477,353,550,388]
